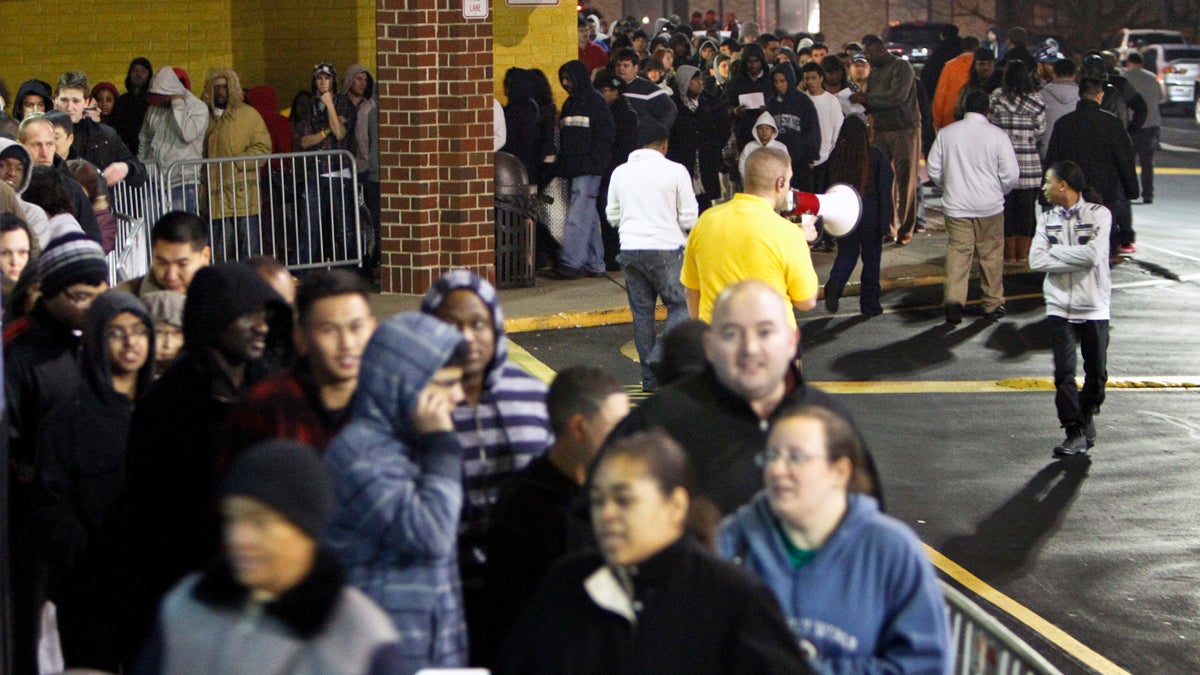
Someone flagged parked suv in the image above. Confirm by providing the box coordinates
[1137,44,1200,114]
[883,22,957,69]
[1112,28,1188,63]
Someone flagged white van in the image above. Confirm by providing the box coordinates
[1112,28,1188,62]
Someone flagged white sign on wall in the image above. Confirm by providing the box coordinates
[464,0,489,20]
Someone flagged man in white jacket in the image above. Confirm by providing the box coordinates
[606,120,697,392]
[927,90,1020,325]
[139,67,208,212]
[1029,160,1112,457]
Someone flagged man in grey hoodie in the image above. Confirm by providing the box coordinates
[1038,56,1079,161]
[341,64,379,262]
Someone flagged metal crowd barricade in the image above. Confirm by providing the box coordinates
[164,150,361,270]
[107,164,167,286]
[941,581,1062,675]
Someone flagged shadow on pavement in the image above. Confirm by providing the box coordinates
[983,317,1054,359]
[938,456,1091,585]
[828,319,991,379]
[802,315,871,350]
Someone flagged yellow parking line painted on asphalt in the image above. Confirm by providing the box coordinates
[813,380,1019,393]
[813,378,1200,393]
[925,545,1131,674]
[505,306,666,334]
[508,339,1136,671]
[506,341,557,385]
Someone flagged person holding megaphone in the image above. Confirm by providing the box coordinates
[681,146,820,330]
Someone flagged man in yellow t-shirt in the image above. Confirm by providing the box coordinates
[681,146,819,327]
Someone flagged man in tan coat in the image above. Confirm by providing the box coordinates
[203,68,270,261]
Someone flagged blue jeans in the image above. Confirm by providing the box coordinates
[169,184,198,214]
[560,175,604,273]
[211,214,262,262]
[300,174,357,266]
[617,248,688,389]
[828,209,884,314]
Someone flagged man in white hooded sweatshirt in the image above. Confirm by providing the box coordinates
[139,67,208,212]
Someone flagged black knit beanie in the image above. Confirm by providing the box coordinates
[221,440,335,539]
[38,232,108,299]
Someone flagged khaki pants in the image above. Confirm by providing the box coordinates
[875,127,920,239]
[944,213,1005,311]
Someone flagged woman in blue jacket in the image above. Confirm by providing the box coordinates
[719,405,951,674]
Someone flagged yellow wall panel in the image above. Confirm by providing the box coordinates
[494,0,577,107]
[0,0,376,114]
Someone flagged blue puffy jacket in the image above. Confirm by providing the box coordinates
[324,313,469,672]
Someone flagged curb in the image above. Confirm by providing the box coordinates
[506,305,666,334]
[503,269,1034,334]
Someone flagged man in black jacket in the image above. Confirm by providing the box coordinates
[109,57,153,156]
[1045,77,1140,253]
[668,65,728,212]
[18,116,104,243]
[54,71,147,188]
[595,68,640,270]
[548,60,615,280]
[721,42,775,154]
[117,263,292,660]
[33,291,156,668]
[613,47,678,130]
[984,26,1035,92]
[766,61,820,192]
[607,280,883,515]
[3,232,108,673]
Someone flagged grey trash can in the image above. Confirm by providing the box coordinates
[494,152,538,288]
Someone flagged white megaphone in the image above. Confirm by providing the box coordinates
[784,183,863,236]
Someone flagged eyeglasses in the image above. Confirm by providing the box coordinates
[63,289,102,305]
[106,326,151,342]
[754,448,824,468]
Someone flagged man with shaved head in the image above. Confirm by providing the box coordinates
[607,280,883,514]
[680,147,819,330]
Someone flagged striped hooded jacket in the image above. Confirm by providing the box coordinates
[420,270,553,589]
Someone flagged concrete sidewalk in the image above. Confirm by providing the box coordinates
[368,196,1024,332]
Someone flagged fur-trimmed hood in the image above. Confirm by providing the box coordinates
[203,68,245,112]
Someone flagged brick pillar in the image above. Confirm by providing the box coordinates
[377,0,495,294]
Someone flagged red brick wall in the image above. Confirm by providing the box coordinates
[377,0,496,294]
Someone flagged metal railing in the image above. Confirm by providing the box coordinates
[941,581,1062,675]
[103,150,362,282]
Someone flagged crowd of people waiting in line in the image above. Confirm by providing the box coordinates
[1,58,382,273]
[501,11,1132,454]
[0,11,1141,674]
[0,206,952,672]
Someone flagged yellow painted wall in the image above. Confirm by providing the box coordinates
[0,0,375,112]
[494,1,578,107]
[256,0,373,105]
[0,0,234,97]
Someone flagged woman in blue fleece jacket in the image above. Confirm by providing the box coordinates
[718,405,951,675]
